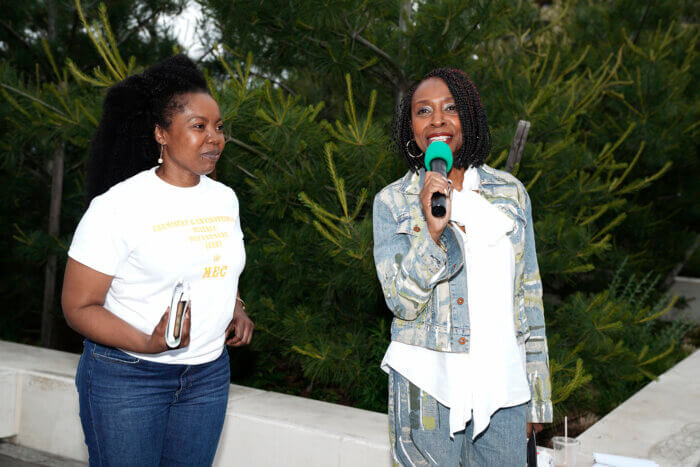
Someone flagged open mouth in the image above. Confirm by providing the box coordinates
[428,134,452,143]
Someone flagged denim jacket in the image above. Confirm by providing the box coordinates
[372,164,553,423]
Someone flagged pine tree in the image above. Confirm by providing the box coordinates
[1,0,695,424]
[201,0,696,415]
[0,0,192,347]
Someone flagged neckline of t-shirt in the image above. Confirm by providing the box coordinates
[149,167,208,193]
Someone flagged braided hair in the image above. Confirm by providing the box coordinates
[86,54,210,201]
[392,68,491,172]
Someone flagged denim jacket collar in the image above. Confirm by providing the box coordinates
[400,164,512,196]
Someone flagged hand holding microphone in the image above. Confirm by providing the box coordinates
[420,141,454,243]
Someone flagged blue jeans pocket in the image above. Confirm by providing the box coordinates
[92,345,140,365]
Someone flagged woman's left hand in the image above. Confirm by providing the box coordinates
[527,422,543,438]
[226,305,254,347]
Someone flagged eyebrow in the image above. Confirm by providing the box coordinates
[413,97,455,105]
[187,115,223,122]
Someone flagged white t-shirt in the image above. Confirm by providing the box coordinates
[68,167,246,364]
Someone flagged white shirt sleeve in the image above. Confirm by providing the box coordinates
[68,194,130,276]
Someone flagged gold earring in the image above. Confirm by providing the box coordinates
[158,144,164,164]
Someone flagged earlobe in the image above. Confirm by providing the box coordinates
[154,125,165,145]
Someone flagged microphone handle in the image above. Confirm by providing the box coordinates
[429,159,448,218]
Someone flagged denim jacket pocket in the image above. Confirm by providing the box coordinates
[395,213,416,236]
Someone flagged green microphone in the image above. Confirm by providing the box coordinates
[424,141,454,217]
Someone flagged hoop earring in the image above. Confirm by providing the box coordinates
[405,139,423,159]
[158,144,164,164]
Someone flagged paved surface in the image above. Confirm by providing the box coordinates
[0,441,85,467]
[0,453,37,467]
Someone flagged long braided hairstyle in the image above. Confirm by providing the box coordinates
[392,68,491,172]
[86,54,210,202]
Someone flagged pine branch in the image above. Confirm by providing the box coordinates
[343,16,406,88]
[117,6,169,47]
[225,135,287,174]
[632,1,652,45]
[248,70,296,96]
[0,83,66,117]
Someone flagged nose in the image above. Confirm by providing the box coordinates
[207,130,221,145]
[430,108,445,127]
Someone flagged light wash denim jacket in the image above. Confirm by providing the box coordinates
[373,164,553,423]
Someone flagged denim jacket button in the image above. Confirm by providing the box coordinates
[413,226,421,232]
[459,337,466,345]
[457,297,464,305]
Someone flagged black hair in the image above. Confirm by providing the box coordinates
[392,68,492,172]
[86,54,210,201]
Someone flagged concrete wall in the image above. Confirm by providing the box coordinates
[576,350,700,467]
[4,338,698,466]
[0,340,390,466]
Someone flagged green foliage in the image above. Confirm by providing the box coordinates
[1,0,696,419]
[548,262,690,416]
[209,56,396,407]
[0,55,98,345]
[0,0,192,347]
[205,0,697,416]
[0,0,186,78]
[561,0,699,277]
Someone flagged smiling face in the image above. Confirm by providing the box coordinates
[155,92,225,183]
[410,77,463,156]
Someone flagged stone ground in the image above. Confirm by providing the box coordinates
[0,441,85,467]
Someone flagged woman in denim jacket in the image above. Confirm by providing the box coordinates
[373,68,552,465]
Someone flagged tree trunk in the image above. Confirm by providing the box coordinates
[505,120,531,173]
[47,0,57,43]
[41,142,64,347]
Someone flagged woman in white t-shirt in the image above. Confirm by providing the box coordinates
[61,55,253,466]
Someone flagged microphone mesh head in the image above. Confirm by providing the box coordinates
[424,141,454,172]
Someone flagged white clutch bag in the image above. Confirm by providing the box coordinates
[165,280,190,349]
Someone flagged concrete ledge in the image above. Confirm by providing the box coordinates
[5,339,697,466]
[664,276,700,324]
[0,369,18,437]
[0,340,390,466]
[577,349,700,467]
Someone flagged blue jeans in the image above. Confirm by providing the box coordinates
[388,369,527,466]
[76,340,230,467]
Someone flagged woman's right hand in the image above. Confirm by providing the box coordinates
[420,171,452,244]
[143,305,191,353]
